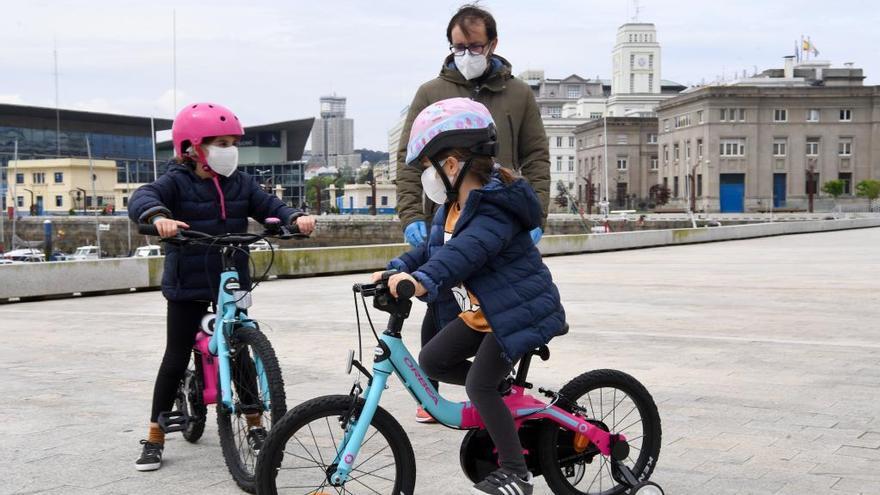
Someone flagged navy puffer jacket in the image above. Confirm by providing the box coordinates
[128,161,302,302]
[389,174,566,362]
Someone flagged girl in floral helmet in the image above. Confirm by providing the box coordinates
[127,102,315,472]
[375,97,566,495]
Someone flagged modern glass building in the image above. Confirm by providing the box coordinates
[0,104,172,210]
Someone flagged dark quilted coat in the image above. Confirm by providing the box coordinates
[128,161,301,302]
[389,174,566,362]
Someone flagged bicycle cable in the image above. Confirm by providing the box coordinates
[352,290,364,363]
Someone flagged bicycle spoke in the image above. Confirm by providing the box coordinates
[349,460,396,483]
[585,460,602,491]
[611,405,638,432]
[347,474,384,495]
[351,443,390,473]
[325,416,340,456]
[292,434,326,469]
[307,423,327,467]
[282,448,325,467]
[601,391,628,424]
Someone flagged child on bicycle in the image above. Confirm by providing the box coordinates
[375,97,566,495]
[127,102,315,472]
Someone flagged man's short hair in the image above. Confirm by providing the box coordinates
[446,3,497,43]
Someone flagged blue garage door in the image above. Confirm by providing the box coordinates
[719,174,745,213]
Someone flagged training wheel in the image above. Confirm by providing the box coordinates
[630,481,664,495]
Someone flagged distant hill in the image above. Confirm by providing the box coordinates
[357,149,389,164]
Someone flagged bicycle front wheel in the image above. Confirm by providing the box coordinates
[256,395,416,495]
[217,324,287,493]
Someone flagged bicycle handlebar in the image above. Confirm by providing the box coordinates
[353,279,415,302]
[137,221,309,245]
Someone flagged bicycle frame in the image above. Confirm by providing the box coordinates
[329,330,624,485]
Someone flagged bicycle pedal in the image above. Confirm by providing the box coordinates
[157,411,190,433]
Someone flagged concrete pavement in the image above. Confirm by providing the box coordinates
[2,228,879,494]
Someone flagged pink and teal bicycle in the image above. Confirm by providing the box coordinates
[256,273,664,495]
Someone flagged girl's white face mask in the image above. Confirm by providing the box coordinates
[421,160,455,204]
[204,145,239,177]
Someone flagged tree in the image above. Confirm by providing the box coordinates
[306,176,337,212]
[822,179,846,213]
[856,179,880,211]
[649,184,671,207]
[554,181,569,209]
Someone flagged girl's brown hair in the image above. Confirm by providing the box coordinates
[432,148,518,185]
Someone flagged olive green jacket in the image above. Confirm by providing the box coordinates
[395,54,550,229]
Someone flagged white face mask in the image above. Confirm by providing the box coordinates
[454,51,489,80]
[203,145,239,177]
[421,162,454,204]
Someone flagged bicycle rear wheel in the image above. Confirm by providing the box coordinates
[175,352,206,443]
[539,369,662,495]
[217,324,286,493]
[256,395,416,495]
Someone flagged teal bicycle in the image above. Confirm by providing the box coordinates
[255,272,664,494]
[139,218,306,493]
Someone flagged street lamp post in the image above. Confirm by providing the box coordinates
[22,188,35,215]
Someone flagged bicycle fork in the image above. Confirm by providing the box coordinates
[329,359,393,486]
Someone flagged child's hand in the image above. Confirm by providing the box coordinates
[295,215,316,235]
[154,218,190,238]
[370,271,385,283]
[389,272,426,298]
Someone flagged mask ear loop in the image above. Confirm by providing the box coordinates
[449,157,473,203]
[194,142,227,220]
[429,157,457,204]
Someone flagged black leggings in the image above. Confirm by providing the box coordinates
[150,300,208,423]
[419,318,527,475]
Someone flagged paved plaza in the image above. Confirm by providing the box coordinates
[2,228,879,494]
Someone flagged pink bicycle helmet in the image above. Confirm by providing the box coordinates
[405,97,497,165]
[172,102,244,157]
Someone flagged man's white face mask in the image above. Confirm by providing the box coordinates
[454,51,488,80]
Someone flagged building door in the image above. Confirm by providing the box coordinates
[719,174,745,213]
[616,182,628,207]
[773,173,786,208]
[36,196,44,215]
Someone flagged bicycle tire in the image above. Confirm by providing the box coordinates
[539,369,661,495]
[256,394,416,495]
[176,356,207,443]
[217,325,286,493]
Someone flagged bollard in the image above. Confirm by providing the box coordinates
[43,219,53,260]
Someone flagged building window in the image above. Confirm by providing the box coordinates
[738,109,746,121]
[697,138,704,158]
[720,108,728,122]
[54,172,64,183]
[381,196,388,206]
[616,157,628,170]
[673,176,680,197]
[773,139,787,157]
[548,106,562,118]
[556,156,562,172]
[590,112,603,120]
[774,109,788,122]
[556,136,563,147]
[630,54,635,69]
[32,172,46,184]
[630,74,635,93]
[649,54,654,68]
[685,140,691,160]
[650,156,658,170]
[838,138,852,156]
[568,156,575,172]
[663,145,669,162]
[17,196,24,207]
[673,143,680,160]
[568,136,575,148]
[16,173,24,184]
[697,174,703,197]
[55,195,63,207]
[839,172,853,195]
[122,196,129,207]
[806,137,820,156]
[617,134,628,145]
[663,119,670,132]
[97,196,105,206]
[648,74,654,93]
[567,85,581,98]
[720,139,746,157]
[647,133,657,144]
[697,111,704,124]
[807,109,820,122]
[577,138,583,148]
[840,109,852,121]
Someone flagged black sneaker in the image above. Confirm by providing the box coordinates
[247,427,268,454]
[135,440,164,472]
[471,468,533,495]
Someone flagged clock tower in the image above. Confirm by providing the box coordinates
[611,23,661,96]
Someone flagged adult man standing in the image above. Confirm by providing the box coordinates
[395,4,550,425]
[396,4,550,247]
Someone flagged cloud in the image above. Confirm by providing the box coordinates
[0,94,28,105]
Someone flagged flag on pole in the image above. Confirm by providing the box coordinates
[808,37,819,57]
[795,40,801,62]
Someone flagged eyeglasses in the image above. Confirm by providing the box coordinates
[449,43,488,56]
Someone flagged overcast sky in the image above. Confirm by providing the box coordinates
[1,0,877,150]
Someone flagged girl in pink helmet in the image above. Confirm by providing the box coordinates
[127,102,315,472]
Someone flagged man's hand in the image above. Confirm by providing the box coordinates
[404,221,427,247]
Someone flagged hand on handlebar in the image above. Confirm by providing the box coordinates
[388,272,426,299]
[154,218,190,238]
[295,215,316,235]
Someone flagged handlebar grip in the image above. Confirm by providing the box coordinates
[396,280,416,300]
[138,224,159,236]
